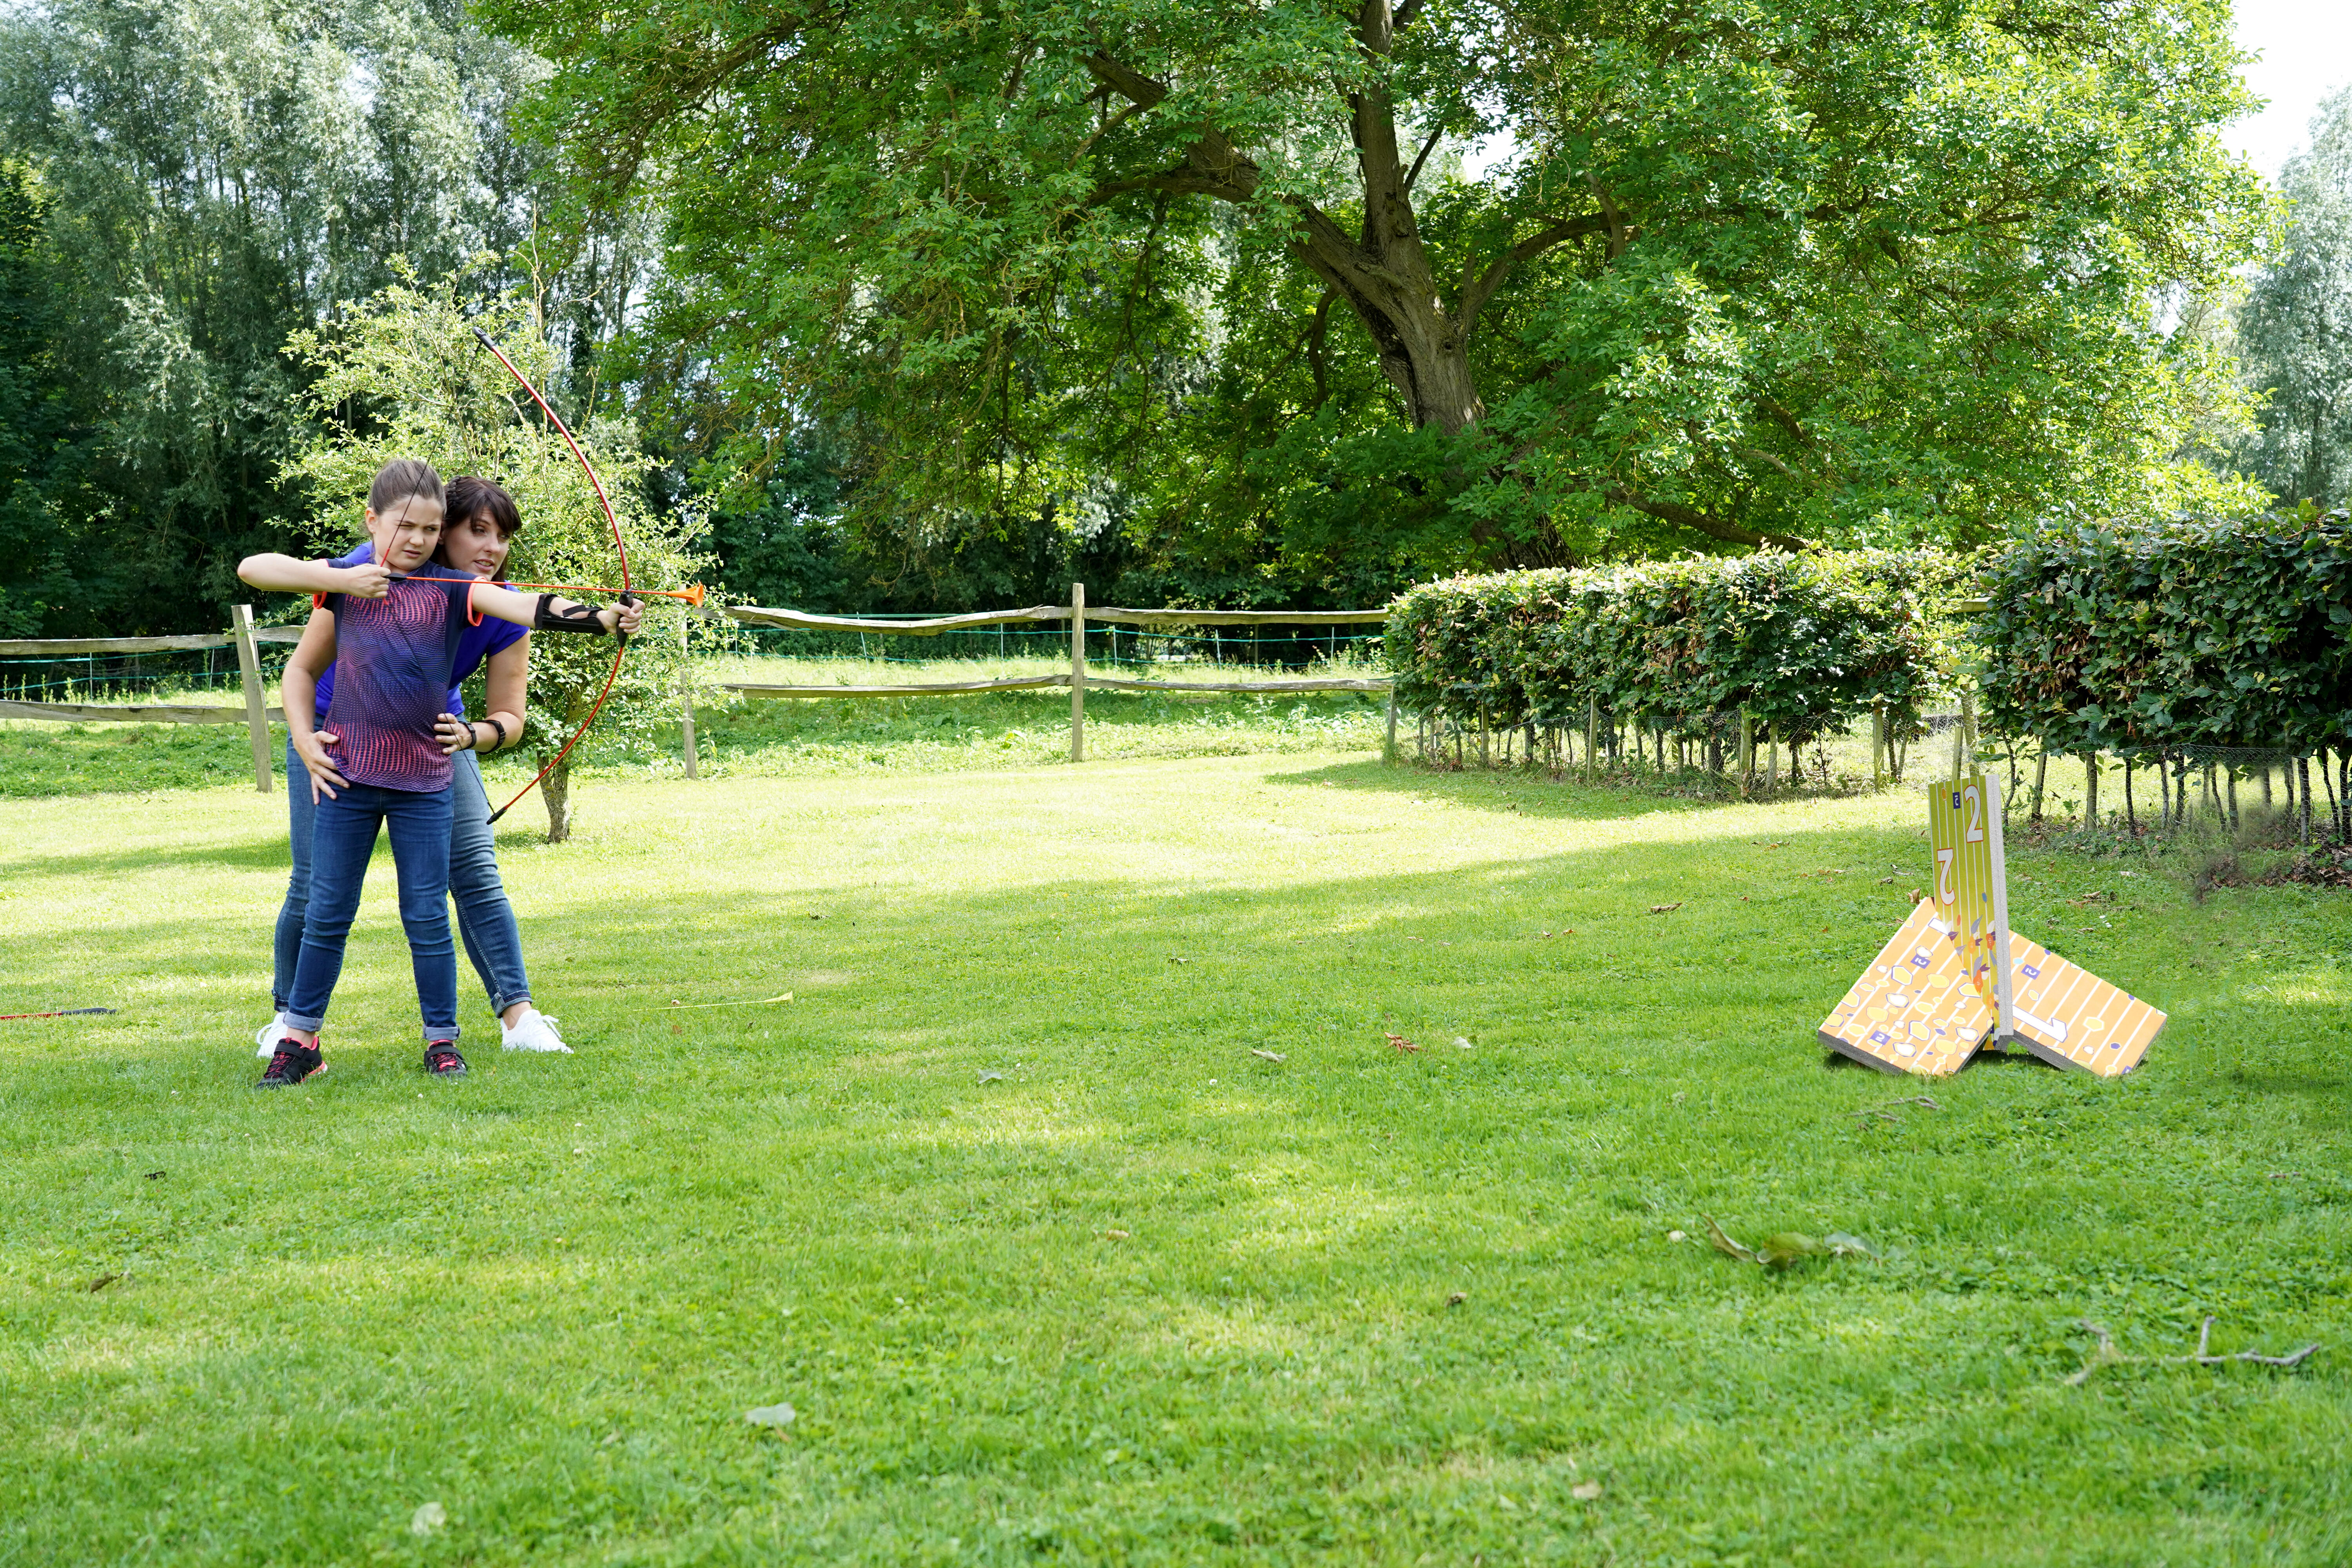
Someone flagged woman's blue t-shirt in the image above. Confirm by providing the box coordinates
[312,543,526,722]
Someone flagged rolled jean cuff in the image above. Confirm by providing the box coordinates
[281,1011,326,1034]
[421,1025,462,1044]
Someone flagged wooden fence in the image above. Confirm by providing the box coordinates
[0,586,1399,788]
[722,584,1395,760]
[0,607,294,791]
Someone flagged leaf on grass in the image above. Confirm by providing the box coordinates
[1447,1291,1467,1307]
[85,1273,120,1293]
[1647,902,1683,914]
[744,1403,797,1427]
[1167,956,1191,964]
[1103,1229,1131,1240]
[1703,1217,1757,1264]
[410,1503,446,1537]
[143,1170,165,1180]
[1758,1232,1828,1268]
[1570,1481,1603,1501]
[976,1069,1005,1084]
[1824,1232,1877,1259]
[1383,1031,1419,1054]
[1453,1037,1473,1050]
[1250,1048,1287,1062]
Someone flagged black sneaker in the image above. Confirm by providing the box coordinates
[424,1042,468,1078]
[256,1040,325,1089]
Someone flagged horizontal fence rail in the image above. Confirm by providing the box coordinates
[0,699,286,724]
[0,607,287,790]
[728,675,1389,697]
[721,604,1390,633]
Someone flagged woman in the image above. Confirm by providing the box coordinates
[238,474,624,1062]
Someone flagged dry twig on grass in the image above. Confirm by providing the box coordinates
[1853,1094,1943,1124]
[2067,1317,2321,1385]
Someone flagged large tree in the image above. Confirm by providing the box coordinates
[492,0,2265,574]
[2236,86,2352,511]
[0,0,659,633]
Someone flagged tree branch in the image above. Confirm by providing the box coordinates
[1607,488,1813,552]
[1459,214,1611,327]
[1403,124,1444,192]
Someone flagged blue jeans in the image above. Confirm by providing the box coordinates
[274,743,533,1024]
[282,781,459,1041]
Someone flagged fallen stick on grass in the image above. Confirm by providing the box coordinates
[655,994,795,1010]
[2067,1316,2321,1385]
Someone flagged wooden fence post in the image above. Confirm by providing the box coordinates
[1584,695,1597,784]
[679,614,698,779]
[1385,688,1398,762]
[1069,581,1086,762]
[1872,701,1886,790]
[230,604,272,793]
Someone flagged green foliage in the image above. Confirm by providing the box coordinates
[0,0,650,634]
[2235,86,2352,509]
[0,158,97,636]
[284,271,708,839]
[488,0,2267,575]
[1976,513,2352,755]
[1386,550,1961,739]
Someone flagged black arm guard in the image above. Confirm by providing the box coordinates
[532,593,610,635]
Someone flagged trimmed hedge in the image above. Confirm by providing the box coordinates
[1386,551,1961,740]
[1976,514,2352,756]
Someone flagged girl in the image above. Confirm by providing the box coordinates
[235,460,634,1086]
[240,476,590,1058]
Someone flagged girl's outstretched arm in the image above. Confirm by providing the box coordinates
[468,584,644,637]
[239,552,394,598]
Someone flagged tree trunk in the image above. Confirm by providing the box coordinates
[542,753,576,844]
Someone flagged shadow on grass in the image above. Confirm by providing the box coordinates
[1266,757,1713,822]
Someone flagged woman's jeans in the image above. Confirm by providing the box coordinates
[274,742,532,1026]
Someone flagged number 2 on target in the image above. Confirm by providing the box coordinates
[1936,847,1956,907]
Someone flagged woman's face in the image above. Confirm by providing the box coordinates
[365,495,445,574]
[440,510,515,582]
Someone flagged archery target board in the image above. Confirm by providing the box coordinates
[2000,933,2166,1077]
[1817,898,1994,1076]
[1928,770,2011,1021]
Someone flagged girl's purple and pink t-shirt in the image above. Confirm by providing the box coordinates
[318,566,486,793]
[312,543,524,723]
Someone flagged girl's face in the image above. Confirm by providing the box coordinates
[365,494,445,574]
[440,510,514,582]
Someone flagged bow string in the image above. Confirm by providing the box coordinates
[471,325,636,826]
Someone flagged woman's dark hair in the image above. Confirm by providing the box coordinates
[444,475,522,539]
[367,458,443,515]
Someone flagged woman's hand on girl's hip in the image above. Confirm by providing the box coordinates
[434,714,479,756]
[293,728,348,802]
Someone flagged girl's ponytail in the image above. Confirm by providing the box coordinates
[368,459,444,515]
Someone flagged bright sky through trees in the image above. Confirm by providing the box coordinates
[2226,0,2352,176]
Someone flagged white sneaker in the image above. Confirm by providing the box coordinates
[500,1008,572,1053]
[256,1017,291,1059]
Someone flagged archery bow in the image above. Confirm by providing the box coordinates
[470,325,638,826]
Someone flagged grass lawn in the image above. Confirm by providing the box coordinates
[2,742,2348,1565]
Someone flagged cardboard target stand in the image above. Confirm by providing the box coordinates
[1819,772,2165,1079]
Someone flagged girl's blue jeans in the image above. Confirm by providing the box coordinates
[274,745,532,1036]
[280,779,457,1040]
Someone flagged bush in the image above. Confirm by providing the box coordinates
[1976,513,2352,756]
[1385,550,1960,746]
